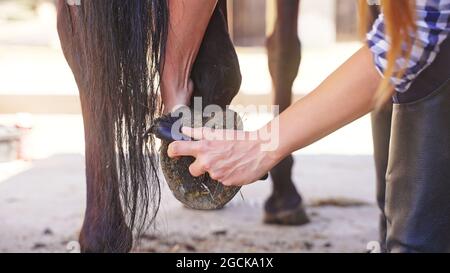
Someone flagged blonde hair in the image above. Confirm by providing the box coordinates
[358,0,417,106]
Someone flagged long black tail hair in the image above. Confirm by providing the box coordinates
[84,0,168,233]
[59,0,169,243]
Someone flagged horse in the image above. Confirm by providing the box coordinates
[57,0,166,252]
[264,0,307,226]
[55,0,307,253]
[56,0,378,252]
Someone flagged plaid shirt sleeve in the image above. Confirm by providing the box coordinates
[367,0,450,93]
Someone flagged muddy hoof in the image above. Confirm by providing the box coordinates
[263,204,310,226]
[159,108,242,210]
[79,223,133,253]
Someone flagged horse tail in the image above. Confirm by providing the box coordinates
[77,0,168,239]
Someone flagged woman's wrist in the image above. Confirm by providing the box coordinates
[250,129,285,173]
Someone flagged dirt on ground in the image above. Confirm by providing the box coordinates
[0,153,379,253]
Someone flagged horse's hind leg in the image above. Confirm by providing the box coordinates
[78,126,132,253]
[190,0,241,108]
[264,0,309,225]
[56,2,132,252]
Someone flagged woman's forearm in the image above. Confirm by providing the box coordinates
[266,46,382,161]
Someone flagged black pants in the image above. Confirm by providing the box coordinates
[372,37,450,252]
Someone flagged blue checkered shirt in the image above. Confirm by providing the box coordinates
[367,0,450,93]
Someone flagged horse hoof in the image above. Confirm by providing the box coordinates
[263,204,310,226]
[79,223,133,253]
[264,191,310,226]
[159,108,242,210]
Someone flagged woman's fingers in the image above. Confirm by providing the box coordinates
[168,140,202,158]
[167,128,271,186]
[189,158,207,177]
[167,140,209,177]
[182,126,235,141]
[190,157,227,180]
[181,127,202,140]
[181,126,213,140]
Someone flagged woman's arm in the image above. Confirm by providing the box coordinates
[168,45,381,186]
[273,45,380,158]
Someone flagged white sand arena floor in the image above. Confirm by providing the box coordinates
[0,153,378,253]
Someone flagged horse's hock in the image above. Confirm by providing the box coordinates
[160,109,242,210]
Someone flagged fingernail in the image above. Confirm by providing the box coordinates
[167,145,175,157]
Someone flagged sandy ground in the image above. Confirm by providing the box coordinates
[138,154,379,253]
[0,153,379,253]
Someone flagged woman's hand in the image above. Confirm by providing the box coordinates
[167,127,279,186]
